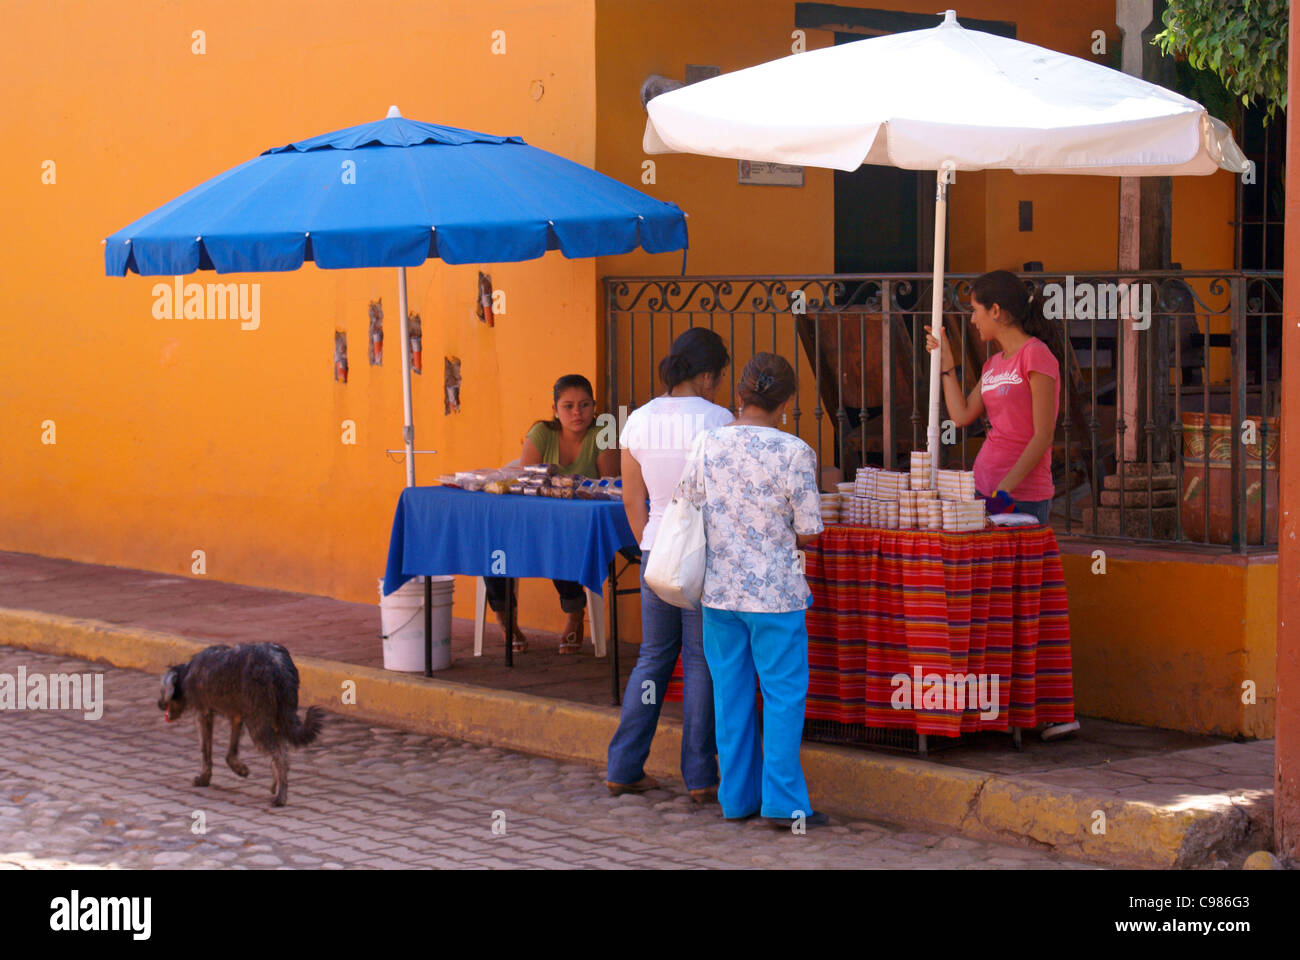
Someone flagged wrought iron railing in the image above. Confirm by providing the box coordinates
[603,271,1283,552]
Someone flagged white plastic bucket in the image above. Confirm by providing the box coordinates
[378,576,454,672]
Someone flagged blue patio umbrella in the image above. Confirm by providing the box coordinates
[105,106,688,485]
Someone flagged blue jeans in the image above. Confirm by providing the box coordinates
[605,551,718,790]
[702,606,813,820]
[1015,498,1052,524]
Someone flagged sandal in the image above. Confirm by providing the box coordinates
[495,607,529,653]
[558,612,584,655]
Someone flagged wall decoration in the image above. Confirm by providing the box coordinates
[444,356,462,414]
[333,330,348,383]
[476,271,495,326]
[368,298,383,365]
[408,311,422,375]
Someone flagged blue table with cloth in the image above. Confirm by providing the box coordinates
[383,486,639,697]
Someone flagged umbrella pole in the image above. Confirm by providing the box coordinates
[397,266,416,488]
[926,168,952,488]
[395,266,433,677]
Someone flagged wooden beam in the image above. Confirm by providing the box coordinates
[1275,0,1300,863]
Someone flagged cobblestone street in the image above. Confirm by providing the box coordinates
[0,647,1094,870]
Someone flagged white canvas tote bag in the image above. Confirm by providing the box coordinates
[644,464,707,610]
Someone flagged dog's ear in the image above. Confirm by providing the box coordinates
[160,667,179,702]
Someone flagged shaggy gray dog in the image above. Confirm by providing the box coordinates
[159,643,323,807]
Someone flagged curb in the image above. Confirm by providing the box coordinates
[0,606,1255,868]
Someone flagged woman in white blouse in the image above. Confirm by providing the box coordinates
[675,353,827,827]
[605,328,734,802]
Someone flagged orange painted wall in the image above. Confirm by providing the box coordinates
[1061,548,1276,737]
[0,0,600,630]
[1,0,1251,657]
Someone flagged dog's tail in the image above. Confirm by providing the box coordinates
[287,706,325,747]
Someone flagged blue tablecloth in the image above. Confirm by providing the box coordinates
[382,486,637,596]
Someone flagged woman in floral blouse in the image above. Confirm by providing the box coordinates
[675,353,827,827]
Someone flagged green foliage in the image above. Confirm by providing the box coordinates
[1153,0,1288,123]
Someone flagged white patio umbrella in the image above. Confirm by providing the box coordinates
[643,8,1248,483]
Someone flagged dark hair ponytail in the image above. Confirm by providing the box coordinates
[533,373,595,432]
[971,269,1063,363]
[659,327,730,390]
[738,352,796,412]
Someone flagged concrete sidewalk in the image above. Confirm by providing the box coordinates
[0,549,1278,868]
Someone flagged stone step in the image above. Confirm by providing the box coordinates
[1081,505,1179,539]
[1102,465,1176,491]
[1099,488,1179,508]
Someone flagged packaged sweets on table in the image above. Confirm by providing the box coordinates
[941,499,986,531]
[854,468,877,499]
[455,470,491,492]
[925,500,943,529]
[909,450,933,490]
[936,468,978,501]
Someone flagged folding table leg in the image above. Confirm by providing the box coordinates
[917,733,928,758]
[424,576,433,678]
[505,579,514,668]
[609,560,620,706]
[1012,726,1023,751]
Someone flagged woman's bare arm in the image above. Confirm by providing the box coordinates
[620,449,649,543]
[519,436,544,466]
[597,446,621,477]
[926,325,984,427]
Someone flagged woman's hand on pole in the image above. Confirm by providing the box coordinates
[923,324,955,371]
[925,323,981,427]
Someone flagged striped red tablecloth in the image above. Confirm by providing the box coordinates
[666,525,1075,737]
[804,525,1075,735]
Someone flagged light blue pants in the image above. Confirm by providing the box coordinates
[701,606,813,820]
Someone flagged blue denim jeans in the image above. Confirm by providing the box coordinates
[605,551,718,790]
[1014,498,1052,524]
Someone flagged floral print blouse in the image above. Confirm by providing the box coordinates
[675,425,823,613]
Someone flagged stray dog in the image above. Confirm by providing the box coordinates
[158,643,323,807]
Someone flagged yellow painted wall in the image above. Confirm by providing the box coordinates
[1062,550,1276,737]
[1,0,600,632]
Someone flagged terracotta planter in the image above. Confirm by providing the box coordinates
[1180,411,1280,466]
[1180,457,1278,545]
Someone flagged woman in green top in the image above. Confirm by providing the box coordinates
[486,374,620,654]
